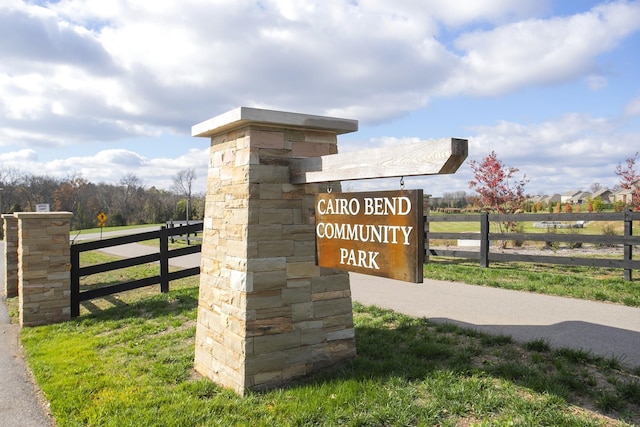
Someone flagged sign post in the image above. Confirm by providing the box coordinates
[96,212,107,239]
[315,189,424,283]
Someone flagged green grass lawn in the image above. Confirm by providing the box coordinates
[6,236,640,426]
[424,258,640,307]
[12,283,639,426]
[425,215,640,307]
[4,249,638,427]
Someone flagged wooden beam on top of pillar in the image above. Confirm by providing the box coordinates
[289,137,468,184]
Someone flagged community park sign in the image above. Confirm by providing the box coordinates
[315,190,424,283]
[291,136,467,283]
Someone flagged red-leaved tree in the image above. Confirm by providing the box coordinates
[615,152,640,210]
[469,151,528,245]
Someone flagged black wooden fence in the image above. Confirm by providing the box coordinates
[426,211,640,281]
[166,220,203,244]
[70,223,203,317]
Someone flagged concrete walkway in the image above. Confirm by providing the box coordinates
[0,244,55,426]
[350,273,640,368]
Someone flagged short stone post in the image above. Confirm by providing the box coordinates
[14,212,73,327]
[2,214,19,298]
[192,107,358,395]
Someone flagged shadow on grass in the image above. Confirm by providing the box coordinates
[77,286,199,321]
[70,287,639,424]
[311,305,639,424]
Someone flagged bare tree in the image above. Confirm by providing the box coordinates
[21,174,60,211]
[116,173,143,225]
[172,168,197,222]
[590,182,602,193]
[0,167,23,213]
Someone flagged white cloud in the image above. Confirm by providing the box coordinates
[1,0,639,199]
[440,1,640,96]
[625,96,640,117]
[1,0,638,150]
[467,113,636,195]
[0,147,209,192]
[586,75,608,90]
[0,0,596,150]
[347,109,639,197]
[0,148,38,162]
[425,0,549,27]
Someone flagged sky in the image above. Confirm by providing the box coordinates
[1,0,640,198]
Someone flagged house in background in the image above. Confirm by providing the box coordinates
[527,194,561,206]
[613,188,633,204]
[612,179,640,205]
[592,188,613,203]
[561,190,581,204]
[569,191,592,204]
[542,194,562,205]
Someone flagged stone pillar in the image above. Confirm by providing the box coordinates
[192,107,358,395]
[2,214,19,298]
[14,212,73,327]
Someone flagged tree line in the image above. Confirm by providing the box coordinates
[0,168,203,230]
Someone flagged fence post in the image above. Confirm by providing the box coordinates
[624,209,633,281]
[159,226,169,293]
[70,244,80,317]
[168,220,175,244]
[480,212,490,268]
[423,195,431,264]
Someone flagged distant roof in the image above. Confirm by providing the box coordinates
[592,188,612,197]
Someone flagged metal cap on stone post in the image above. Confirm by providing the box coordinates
[192,107,358,395]
[14,212,73,327]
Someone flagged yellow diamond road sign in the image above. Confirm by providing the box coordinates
[97,212,107,225]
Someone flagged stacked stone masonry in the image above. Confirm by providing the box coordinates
[194,124,357,395]
[13,212,73,327]
[2,214,18,298]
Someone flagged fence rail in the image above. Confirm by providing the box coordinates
[70,222,203,317]
[426,211,640,281]
[166,220,203,244]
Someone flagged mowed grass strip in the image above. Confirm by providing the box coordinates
[11,279,639,426]
[424,258,640,307]
[427,215,640,307]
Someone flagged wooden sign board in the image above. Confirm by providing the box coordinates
[315,190,424,283]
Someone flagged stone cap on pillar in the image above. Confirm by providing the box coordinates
[13,212,73,219]
[192,107,358,138]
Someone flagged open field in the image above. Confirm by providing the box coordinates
[427,215,627,235]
